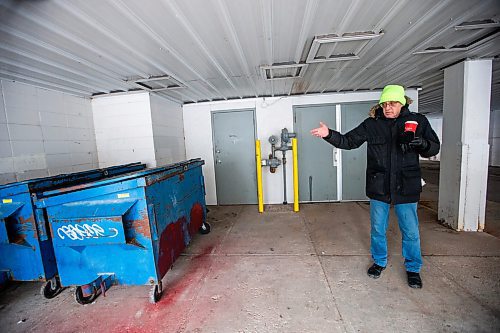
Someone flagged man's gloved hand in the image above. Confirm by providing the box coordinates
[408,137,429,152]
[399,131,414,144]
[399,131,414,154]
[400,143,410,154]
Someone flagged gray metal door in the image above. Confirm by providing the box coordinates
[341,102,375,200]
[212,109,257,205]
[294,105,337,202]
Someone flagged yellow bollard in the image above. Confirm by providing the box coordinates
[292,138,299,212]
[255,140,264,213]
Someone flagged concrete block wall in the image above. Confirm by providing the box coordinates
[0,80,97,185]
[150,94,186,166]
[92,92,185,168]
[92,93,156,168]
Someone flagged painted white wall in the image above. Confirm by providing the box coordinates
[426,114,443,161]
[419,110,498,166]
[92,92,156,168]
[0,80,97,185]
[183,89,419,205]
[490,109,500,166]
[150,94,186,166]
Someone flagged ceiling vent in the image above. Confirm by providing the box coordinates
[306,31,383,64]
[413,46,468,54]
[455,19,500,30]
[413,29,500,55]
[260,62,308,80]
[128,75,186,91]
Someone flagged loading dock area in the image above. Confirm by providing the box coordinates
[1,1,499,332]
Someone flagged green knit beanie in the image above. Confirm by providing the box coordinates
[379,85,406,106]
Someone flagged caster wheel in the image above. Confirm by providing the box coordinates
[75,286,97,305]
[199,222,211,235]
[149,282,162,304]
[41,278,63,299]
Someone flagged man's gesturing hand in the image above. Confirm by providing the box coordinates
[310,122,329,138]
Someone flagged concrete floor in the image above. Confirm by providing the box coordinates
[1,198,499,332]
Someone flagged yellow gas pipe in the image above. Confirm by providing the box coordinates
[292,138,299,212]
[255,140,264,213]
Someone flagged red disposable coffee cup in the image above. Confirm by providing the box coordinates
[405,121,418,133]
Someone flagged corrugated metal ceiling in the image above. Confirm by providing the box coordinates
[0,0,499,113]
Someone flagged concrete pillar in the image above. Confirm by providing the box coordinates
[438,59,492,231]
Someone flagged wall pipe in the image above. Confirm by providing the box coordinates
[257,132,299,213]
[282,151,287,204]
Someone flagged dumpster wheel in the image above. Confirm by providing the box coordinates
[41,277,63,299]
[199,222,211,235]
[75,286,98,305]
[149,282,162,304]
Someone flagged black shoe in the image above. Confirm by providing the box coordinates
[407,271,423,289]
[367,263,385,279]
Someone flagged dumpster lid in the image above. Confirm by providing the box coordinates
[41,158,204,198]
[0,183,30,198]
[52,199,137,219]
[0,202,24,219]
[0,162,145,195]
[29,162,145,194]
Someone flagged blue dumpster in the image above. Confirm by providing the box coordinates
[0,162,146,298]
[35,158,210,304]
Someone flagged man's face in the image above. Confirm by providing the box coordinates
[381,101,403,119]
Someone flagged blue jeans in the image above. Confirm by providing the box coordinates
[370,199,422,273]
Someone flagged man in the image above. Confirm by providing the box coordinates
[310,85,440,289]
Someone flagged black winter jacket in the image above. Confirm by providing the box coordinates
[323,106,440,204]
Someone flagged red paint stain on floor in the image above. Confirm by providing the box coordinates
[45,245,217,333]
[150,244,214,309]
[108,245,216,333]
[28,203,212,333]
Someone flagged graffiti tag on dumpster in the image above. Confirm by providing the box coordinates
[56,224,119,241]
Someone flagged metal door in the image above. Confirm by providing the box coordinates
[212,109,257,204]
[341,102,375,200]
[294,105,337,202]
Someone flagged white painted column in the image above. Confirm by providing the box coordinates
[438,59,492,231]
